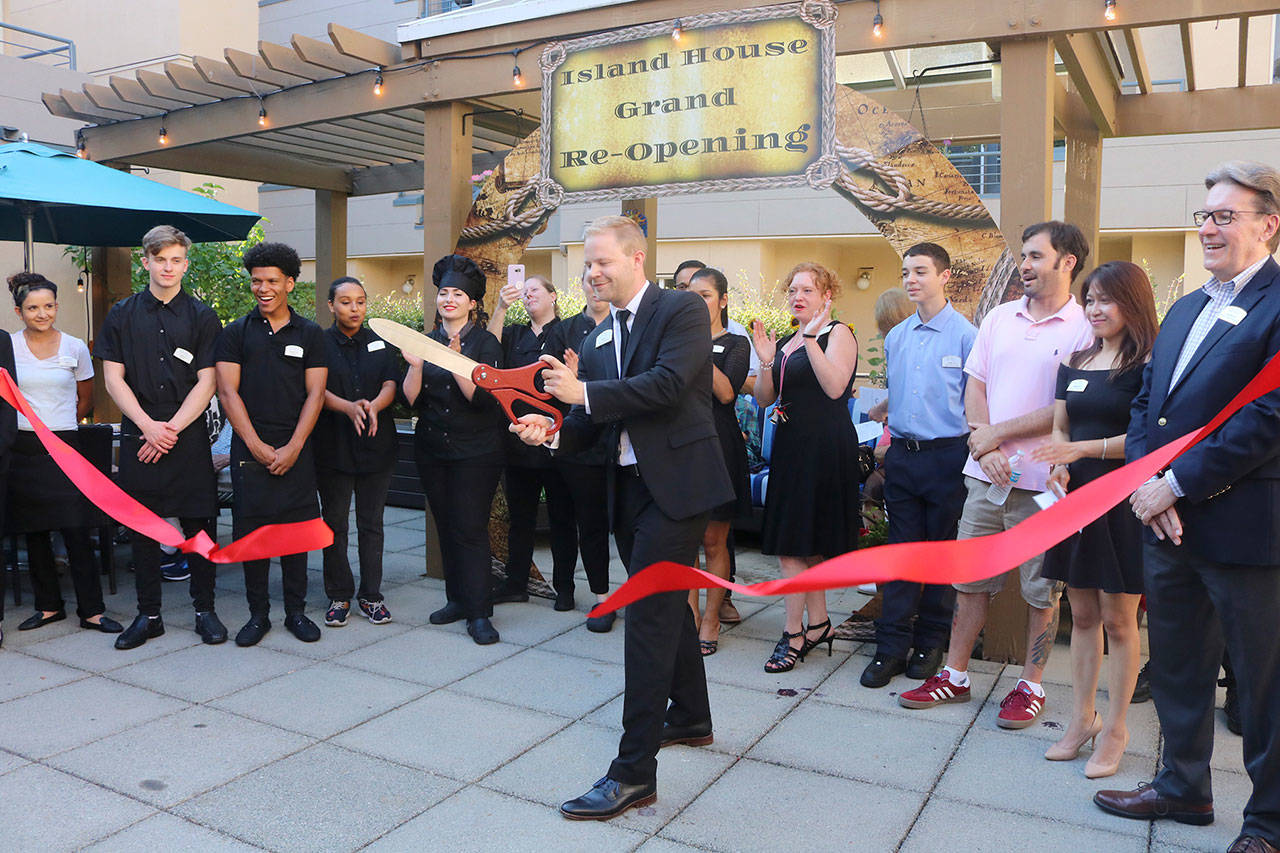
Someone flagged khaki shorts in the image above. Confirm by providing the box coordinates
[952,476,1062,609]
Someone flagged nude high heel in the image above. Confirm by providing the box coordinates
[1084,730,1129,779]
[1044,712,1102,761]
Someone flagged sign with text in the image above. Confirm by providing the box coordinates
[538,2,837,204]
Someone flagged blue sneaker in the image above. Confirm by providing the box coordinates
[160,555,190,582]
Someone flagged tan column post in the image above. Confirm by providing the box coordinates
[89,246,134,421]
[418,101,471,580]
[621,198,658,283]
[1064,124,1103,281]
[984,37,1057,666]
[314,189,348,327]
[998,38,1055,254]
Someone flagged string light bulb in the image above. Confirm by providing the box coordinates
[872,2,884,38]
[672,19,683,41]
[158,126,168,145]
[373,69,383,96]
[1103,0,1117,22]
[75,138,86,158]
[512,63,524,88]
[258,105,267,127]
[76,276,85,294]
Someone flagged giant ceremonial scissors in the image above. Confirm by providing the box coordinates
[369,317,563,435]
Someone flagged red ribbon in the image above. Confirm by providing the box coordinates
[0,368,332,563]
[588,349,1280,618]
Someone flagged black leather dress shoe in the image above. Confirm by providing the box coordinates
[560,776,656,820]
[553,590,576,611]
[429,601,465,625]
[285,614,321,642]
[115,614,164,650]
[194,611,228,645]
[659,721,714,749]
[235,615,271,647]
[491,587,529,605]
[586,610,616,633]
[18,610,65,631]
[861,655,908,688]
[467,617,499,645]
[906,647,945,680]
[1228,835,1280,853]
[80,615,123,633]
[1093,783,1214,825]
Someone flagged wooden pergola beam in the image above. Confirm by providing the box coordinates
[194,55,260,94]
[110,76,188,111]
[158,65,237,102]
[136,69,215,105]
[328,23,401,68]
[1122,28,1151,95]
[117,141,353,192]
[1054,32,1118,136]
[83,83,164,118]
[292,34,371,75]
[1180,22,1197,91]
[1238,15,1249,87]
[1116,83,1280,135]
[258,40,338,82]
[223,49,302,89]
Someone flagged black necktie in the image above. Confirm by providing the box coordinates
[615,309,631,366]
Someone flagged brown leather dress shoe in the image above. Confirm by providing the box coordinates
[1228,836,1280,853]
[1093,783,1213,825]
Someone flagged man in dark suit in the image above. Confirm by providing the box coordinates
[513,215,733,820]
[0,331,16,647]
[1095,162,1280,853]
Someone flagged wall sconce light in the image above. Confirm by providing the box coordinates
[856,268,873,291]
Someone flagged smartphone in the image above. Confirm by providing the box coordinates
[507,264,525,292]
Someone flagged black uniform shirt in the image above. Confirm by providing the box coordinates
[313,324,399,474]
[215,306,326,445]
[410,323,505,462]
[95,288,221,420]
[501,318,561,468]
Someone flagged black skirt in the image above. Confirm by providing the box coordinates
[117,418,217,518]
[6,430,92,533]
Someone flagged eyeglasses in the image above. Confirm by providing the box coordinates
[1192,209,1271,227]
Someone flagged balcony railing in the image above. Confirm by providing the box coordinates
[0,22,76,69]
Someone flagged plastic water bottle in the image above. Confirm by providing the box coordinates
[985,451,1024,506]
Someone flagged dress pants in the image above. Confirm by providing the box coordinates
[1144,541,1280,841]
[556,460,612,595]
[132,518,216,616]
[27,528,103,619]
[240,552,309,618]
[318,467,394,602]
[608,467,711,786]
[503,463,577,593]
[419,459,502,620]
[875,441,967,659]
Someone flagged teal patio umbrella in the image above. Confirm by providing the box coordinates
[0,141,261,271]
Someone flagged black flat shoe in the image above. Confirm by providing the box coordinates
[586,610,616,633]
[906,647,946,680]
[553,590,576,611]
[18,610,65,631]
[284,614,321,643]
[80,616,123,634]
[429,601,465,625]
[659,721,714,749]
[560,776,656,820]
[235,615,271,647]
[194,611,228,645]
[861,655,908,688]
[115,614,164,650]
[467,617,499,645]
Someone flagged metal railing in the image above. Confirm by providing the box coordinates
[0,22,76,69]
[946,143,1000,197]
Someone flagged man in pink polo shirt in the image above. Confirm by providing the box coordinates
[900,221,1094,728]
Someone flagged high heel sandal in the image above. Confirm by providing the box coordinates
[1084,730,1129,779]
[764,630,804,673]
[1044,711,1102,761]
[800,619,834,660]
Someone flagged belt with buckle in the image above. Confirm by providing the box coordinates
[898,435,969,452]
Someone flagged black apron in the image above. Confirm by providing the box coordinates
[229,436,320,532]
[6,430,92,533]
[117,413,217,518]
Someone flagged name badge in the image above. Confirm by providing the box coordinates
[1066,378,1089,392]
[367,340,386,352]
[284,344,304,358]
[1220,305,1247,326]
[56,355,77,369]
[817,323,834,338]
[173,347,194,364]
[712,344,725,353]
[941,355,962,368]
[596,328,614,348]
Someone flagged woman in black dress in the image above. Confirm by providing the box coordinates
[403,255,506,646]
[686,268,750,655]
[6,273,121,636]
[487,275,577,609]
[1032,261,1158,778]
[316,277,399,628]
[751,262,860,673]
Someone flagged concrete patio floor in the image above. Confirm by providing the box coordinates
[0,506,1251,851]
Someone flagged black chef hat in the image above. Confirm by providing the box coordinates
[432,254,486,302]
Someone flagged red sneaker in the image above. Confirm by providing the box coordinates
[997,681,1045,729]
[898,671,971,709]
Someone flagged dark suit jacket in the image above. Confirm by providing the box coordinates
[558,283,733,521]
[1127,255,1280,565]
[0,332,15,455]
